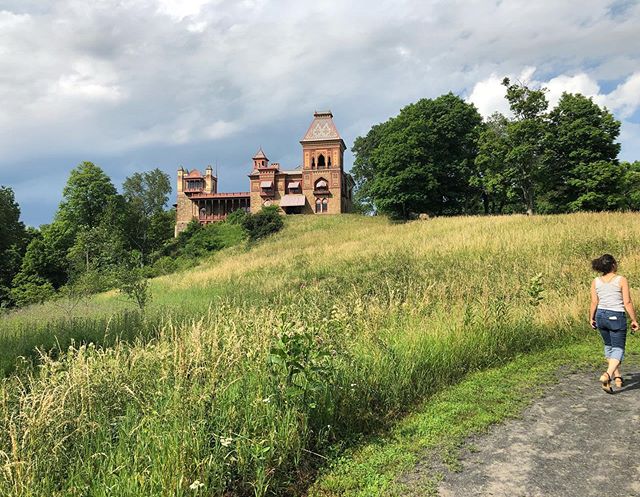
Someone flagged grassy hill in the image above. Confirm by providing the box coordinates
[1,213,639,496]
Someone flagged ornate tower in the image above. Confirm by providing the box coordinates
[300,111,347,214]
[300,111,345,172]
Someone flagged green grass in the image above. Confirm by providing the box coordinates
[310,337,640,496]
[1,213,640,496]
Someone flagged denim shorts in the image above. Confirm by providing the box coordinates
[595,308,627,362]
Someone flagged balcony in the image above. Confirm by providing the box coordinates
[185,183,204,193]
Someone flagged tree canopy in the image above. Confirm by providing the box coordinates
[0,187,27,306]
[352,93,483,218]
[56,161,119,230]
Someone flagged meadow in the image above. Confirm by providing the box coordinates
[1,212,639,496]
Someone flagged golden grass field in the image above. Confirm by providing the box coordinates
[1,212,639,496]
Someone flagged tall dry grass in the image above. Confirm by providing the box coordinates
[1,212,640,496]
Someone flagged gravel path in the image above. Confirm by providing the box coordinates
[430,370,640,497]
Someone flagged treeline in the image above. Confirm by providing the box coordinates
[0,162,285,310]
[0,162,175,308]
[353,78,640,218]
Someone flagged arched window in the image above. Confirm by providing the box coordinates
[314,178,328,191]
[317,154,325,169]
[328,156,332,167]
[322,198,328,213]
[311,157,315,169]
[315,198,322,213]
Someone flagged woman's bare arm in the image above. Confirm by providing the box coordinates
[620,276,639,330]
[590,279,598,327]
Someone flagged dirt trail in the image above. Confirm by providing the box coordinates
[407,370,640,497]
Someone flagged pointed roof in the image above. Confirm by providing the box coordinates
[253,147,268,160]
[185,169,203,178]
[301,111,342,142]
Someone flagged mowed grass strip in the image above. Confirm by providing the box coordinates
[0,213,639,496]
[309,338,640,497]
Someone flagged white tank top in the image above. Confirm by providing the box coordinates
[595,275,625,312]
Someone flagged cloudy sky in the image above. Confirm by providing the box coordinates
[1,0,639,226]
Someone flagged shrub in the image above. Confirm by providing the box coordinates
[226,209,250,226]
[242,206,284,241]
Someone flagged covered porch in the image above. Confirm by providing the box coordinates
[190,193,251,223]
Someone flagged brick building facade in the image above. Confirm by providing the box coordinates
[175,111,354,235]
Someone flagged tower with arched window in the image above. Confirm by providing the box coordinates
[247,110,354,215]
[177,110,354,235]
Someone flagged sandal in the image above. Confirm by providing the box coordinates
[614,376,624,388]
[600,372,614,394]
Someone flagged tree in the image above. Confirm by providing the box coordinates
[12,222,74,295]
[0,186,27,306]
[56,161,119,231]
[473,113,521,214]
[622,161,640,210]
[501,78,549,215]
[544,93,622,212]
[66,224,127,279]
[352,93,483,218]
[351,122,389,214]
[122,169,173,261]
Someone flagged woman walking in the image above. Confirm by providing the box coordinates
[590,254,639,393]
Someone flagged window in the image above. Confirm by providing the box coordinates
[317,154,325,169]
[186,179,204,191]
[322,198,328,213]
[315,198,322,213]
[311,157,315,169]
[314,178,328,191]
[328,156,332,167]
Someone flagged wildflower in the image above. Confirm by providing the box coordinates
[189,480,204,490]
[220,436,233,447]
[262,397,271,403]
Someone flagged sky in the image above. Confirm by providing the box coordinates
[1,0,639,226]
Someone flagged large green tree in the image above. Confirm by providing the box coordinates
[12,162,125,305]
[621,161,640,211]
[543,93,622,212]
[352,93,483,218]
[500,78,549,215]
[472,113,522,214]
[0,186,27,306]
[122,169,173,260]
[56,161,119,230]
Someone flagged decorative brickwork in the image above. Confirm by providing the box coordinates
[175,111,354,235]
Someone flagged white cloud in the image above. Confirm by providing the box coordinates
[156,0,214,21]
[468,69,640,121]
[53,60,124,102]
[467,67,537,117]
[602,72,640,118]
[545,73,601,108]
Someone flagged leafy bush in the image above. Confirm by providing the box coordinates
[242,206,284,241]
[225,208,250,226]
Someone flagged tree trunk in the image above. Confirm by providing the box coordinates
[521,182,535,216]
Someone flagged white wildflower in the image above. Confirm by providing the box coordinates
[189,480,204,490]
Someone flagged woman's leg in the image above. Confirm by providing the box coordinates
[610,329,627,386]
[598,327,615,390]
